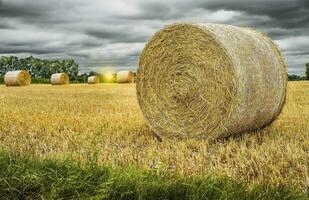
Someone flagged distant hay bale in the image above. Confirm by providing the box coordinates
[50,73,69,85]
[137,23,287,139]
[4,70,31,86]
[87,76,99,84]
[117,71,134,83]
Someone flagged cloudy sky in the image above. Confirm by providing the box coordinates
[0,0,308,75]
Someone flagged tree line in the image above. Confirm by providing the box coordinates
[0,56,120,84]
[0,56,308,83]
[0,56,79,82]
[289,63,309,81]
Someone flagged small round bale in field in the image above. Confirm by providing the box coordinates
[4,70,31,86]
[87,76,100,84]
[50,73,69,85]
[137,23,287,139]
[117,71,134,83]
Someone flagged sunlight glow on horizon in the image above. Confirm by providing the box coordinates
[99,66,116,75]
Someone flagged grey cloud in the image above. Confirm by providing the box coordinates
[198,0,309,28]
[0,23,12,29]
[125,2,185,20]
[288,51,309,56]
[64,37,105,49]
[0,46,64,54]
[67,52,91,59]
[0,0,308,75]
[85,29,146,43]
[0,0,43,18]
[0,19,16,29]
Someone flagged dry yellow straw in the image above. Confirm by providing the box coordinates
[137,23,287,139]
[117,71,135,83]
[87,76,100,84]
[4,70,31,86]
[50,73,70,85]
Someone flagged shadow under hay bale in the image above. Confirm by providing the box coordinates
[4,70,31,86]
[50,73,70,85]
[137,23,287,140]
[117,71,135,83]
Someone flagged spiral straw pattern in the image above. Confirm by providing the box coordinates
[4,70,31,86]
[51,73,70,85]
[137,23,287,139]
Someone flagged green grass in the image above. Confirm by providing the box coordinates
[0,151,307,200]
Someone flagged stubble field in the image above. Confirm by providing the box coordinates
[0,82,308,191]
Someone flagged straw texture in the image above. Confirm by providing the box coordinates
[87,76,99,84]
[50,73,69,85]
[117,71,134,83]
[4,70,31,86]
[133,72,137,83]
[137,23,287,139]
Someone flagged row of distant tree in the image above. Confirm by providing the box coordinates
[0,56,79,81]
[289,63,309,81]
[0,56,308,83]
[0,56,123,83]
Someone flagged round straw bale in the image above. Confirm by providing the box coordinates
[117,71,134,83]
[87,76,100,84]
[137,23,287,139]
[50,73,69,85]
[4,70,31,86]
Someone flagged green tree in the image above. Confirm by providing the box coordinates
[62,59,79,80]
[306,63,309,80]
[0,56,80,81]
[0,56,19,75]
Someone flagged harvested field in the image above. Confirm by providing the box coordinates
[0,82,308,191]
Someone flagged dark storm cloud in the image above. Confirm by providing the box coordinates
[126,2,185,20]
[198,0,309,28]
[85,29,148,43]
[289,51,309,56]
[0,0,43,18]
[0,22,13,29]
[0,47,63,54]
[67,52,91,59]
[0,0,308,75]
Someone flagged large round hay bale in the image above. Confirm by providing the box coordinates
[4,70,31,86]
[87,76,99,84]
[137,23,287,139]
[117,71,134,83]
[50,73,69,85]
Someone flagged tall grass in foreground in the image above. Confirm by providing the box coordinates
[0,151,307,200]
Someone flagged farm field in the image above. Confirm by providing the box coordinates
[0,81,308,193]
